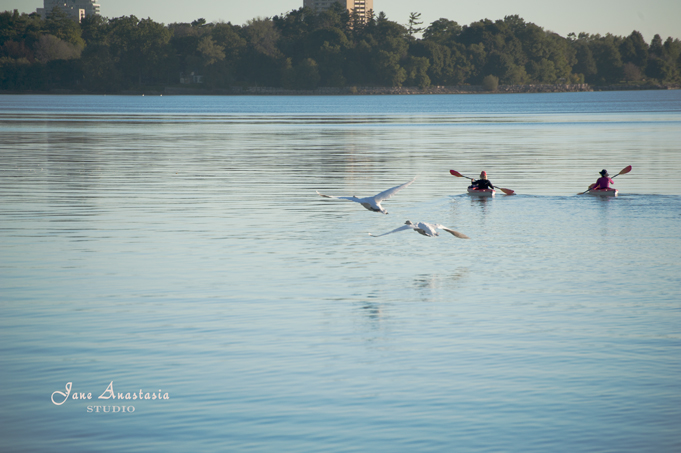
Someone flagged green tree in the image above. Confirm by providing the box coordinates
[244,18,281,58]
[407,12,423,38]
[0,10,44,48]
[43,58,83,90]
[457,19,506,54]
[409,40,469,85]
[527,58,556,82]
[34,34,81,62]
[316,2,351,31]
[622,62,642,82]
[0,58,34,90]
[374,49,406,86]
[198,36,225,66]
[281,57,295,88]
[295,57,321,89]
[646,57,674,81]
[404,55,430,88]
[374,16,409,55]
[619,31,648,69]
[316,41,347,87]
[545,32,576,81]
[211,22,246,56]
[81,43,121,91]
[191,18,207,28]
[481,74,498,91]
[1,40,34,62]
[208,22,246,87]
[663,37,681,73]
[300,26,349,86]
[305,26,349,56]
[348,8,369,33]
[649,34,664,58]
[466,42,487,83]
[239,18,284,86]
[422,18,461,44]
[485,50,528,84]
[108,16,172,87]
[80,14,109,46]
[44,7,84,49]
[591,36,623,83]
[572,40,597,82]
[273,7,314,62]
[343,39,374,85]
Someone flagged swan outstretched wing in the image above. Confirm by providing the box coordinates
[436,225,470,239]
[369,224,413,237]
[316,191,358,202]
[372,177,416,202]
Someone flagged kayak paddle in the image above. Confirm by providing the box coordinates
[449,170,515,195]
[578,165,632,195]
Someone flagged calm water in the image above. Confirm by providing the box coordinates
[1,91,680,452]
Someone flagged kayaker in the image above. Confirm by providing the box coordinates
[470,171,494,190]
[593,169,614,190]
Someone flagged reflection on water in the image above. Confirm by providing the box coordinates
[1,92,680,453]
[360,302,384,320]
[412,269,470,290]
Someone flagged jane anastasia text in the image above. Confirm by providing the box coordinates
[51,381,169,410]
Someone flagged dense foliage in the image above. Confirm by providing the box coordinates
[1,6,680,92]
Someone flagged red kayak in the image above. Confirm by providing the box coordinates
[588,188,618,197]
[467,186,495,197]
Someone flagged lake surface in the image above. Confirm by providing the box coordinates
[1,91,680,452]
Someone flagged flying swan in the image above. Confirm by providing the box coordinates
[369,221,470,239]
[316,177,416,214]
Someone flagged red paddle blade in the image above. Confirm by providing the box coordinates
[499,187,515,195]
[450,170,464,177]
[618,165,632,175]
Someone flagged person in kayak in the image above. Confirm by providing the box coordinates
[470,171,494,190]
[592,169,614,190]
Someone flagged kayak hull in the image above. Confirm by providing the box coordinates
[589,188,618,197]
[467,186,495,197]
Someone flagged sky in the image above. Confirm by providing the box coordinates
[3,0,680,42]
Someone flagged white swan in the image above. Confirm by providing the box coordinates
[369,221,470,239]
[316,177,416,214]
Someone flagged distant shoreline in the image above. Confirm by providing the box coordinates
[1,83,678,96]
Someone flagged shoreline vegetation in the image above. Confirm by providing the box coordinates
[1,6,680,95]
[2,82,679,96]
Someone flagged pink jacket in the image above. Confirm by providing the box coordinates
[595,176,614,189]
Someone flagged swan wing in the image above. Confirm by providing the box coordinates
[316,191,359,202]
[369,224,413,237]
[436,225,470,239]
[372,177,416,202]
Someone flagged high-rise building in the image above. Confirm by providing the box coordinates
[37,0,101,22]
[303,0,373,22]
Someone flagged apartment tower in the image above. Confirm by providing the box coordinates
[37,0,101,22]
[303,0,373,22]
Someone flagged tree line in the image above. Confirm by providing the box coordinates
[1,5,679,92]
